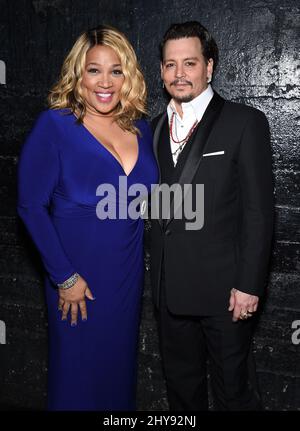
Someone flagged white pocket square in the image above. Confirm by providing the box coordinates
[203,151,225,157]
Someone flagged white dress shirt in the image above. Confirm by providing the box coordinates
[167,84,214,165]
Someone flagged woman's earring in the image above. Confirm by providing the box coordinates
[162,82,165,89]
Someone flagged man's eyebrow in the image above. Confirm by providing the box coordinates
[163,57,199,63]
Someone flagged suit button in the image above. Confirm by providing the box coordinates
[165,229,171,236]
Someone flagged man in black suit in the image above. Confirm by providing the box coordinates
[150,21,274,410]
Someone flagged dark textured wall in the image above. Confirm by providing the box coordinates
[0,0,299,410]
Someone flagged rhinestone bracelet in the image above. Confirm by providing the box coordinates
[57,272,79,290]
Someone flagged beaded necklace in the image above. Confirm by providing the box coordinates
[169,112,198,161]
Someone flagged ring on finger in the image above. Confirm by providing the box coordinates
[240,310,254,319]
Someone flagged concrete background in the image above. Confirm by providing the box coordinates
[0,0,299,410]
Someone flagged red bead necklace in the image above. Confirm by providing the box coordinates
[169,112,199,160]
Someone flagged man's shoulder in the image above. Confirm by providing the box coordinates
[223,98,267,122]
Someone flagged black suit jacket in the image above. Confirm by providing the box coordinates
[150,92,274,316]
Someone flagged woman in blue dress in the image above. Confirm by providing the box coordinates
[17,25,158,411]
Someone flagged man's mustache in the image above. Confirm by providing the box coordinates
[170,79,193,86]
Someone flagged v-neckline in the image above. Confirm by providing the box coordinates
[73,113,140,177]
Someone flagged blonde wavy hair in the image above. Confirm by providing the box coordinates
[48,25,147,134]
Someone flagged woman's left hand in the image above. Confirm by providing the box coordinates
[58,275,95,326]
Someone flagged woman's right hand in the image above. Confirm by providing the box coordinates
[58,275,95,326]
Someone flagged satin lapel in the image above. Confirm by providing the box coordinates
[153,112,167,184]
[152,112,167,227]
[165,93,225,227]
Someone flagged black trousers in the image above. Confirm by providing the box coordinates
[157,267,262,411]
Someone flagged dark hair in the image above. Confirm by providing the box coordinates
[160,21,219,71]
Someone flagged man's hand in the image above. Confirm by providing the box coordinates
[58,275,95,326]
[228,288,259,322]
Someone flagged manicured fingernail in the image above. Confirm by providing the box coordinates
[71,322,77,327]
[92,296,96,300]
[82,318,87,322]
[61,317,67,321]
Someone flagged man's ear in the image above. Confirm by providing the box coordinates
[160,62,164,80]
[207,58,214,78]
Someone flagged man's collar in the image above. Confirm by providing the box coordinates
[168,84,214,121]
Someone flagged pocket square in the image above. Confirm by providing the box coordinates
[203,151,225,157]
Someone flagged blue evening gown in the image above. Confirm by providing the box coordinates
[17,109,158,410]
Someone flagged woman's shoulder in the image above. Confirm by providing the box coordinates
[26,108,75,146]
[135,118,153,139]
[34,108,73,126]
[46,107,74,122]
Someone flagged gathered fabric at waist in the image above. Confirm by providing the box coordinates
[51,199,98,218]
[50,193,145,220]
